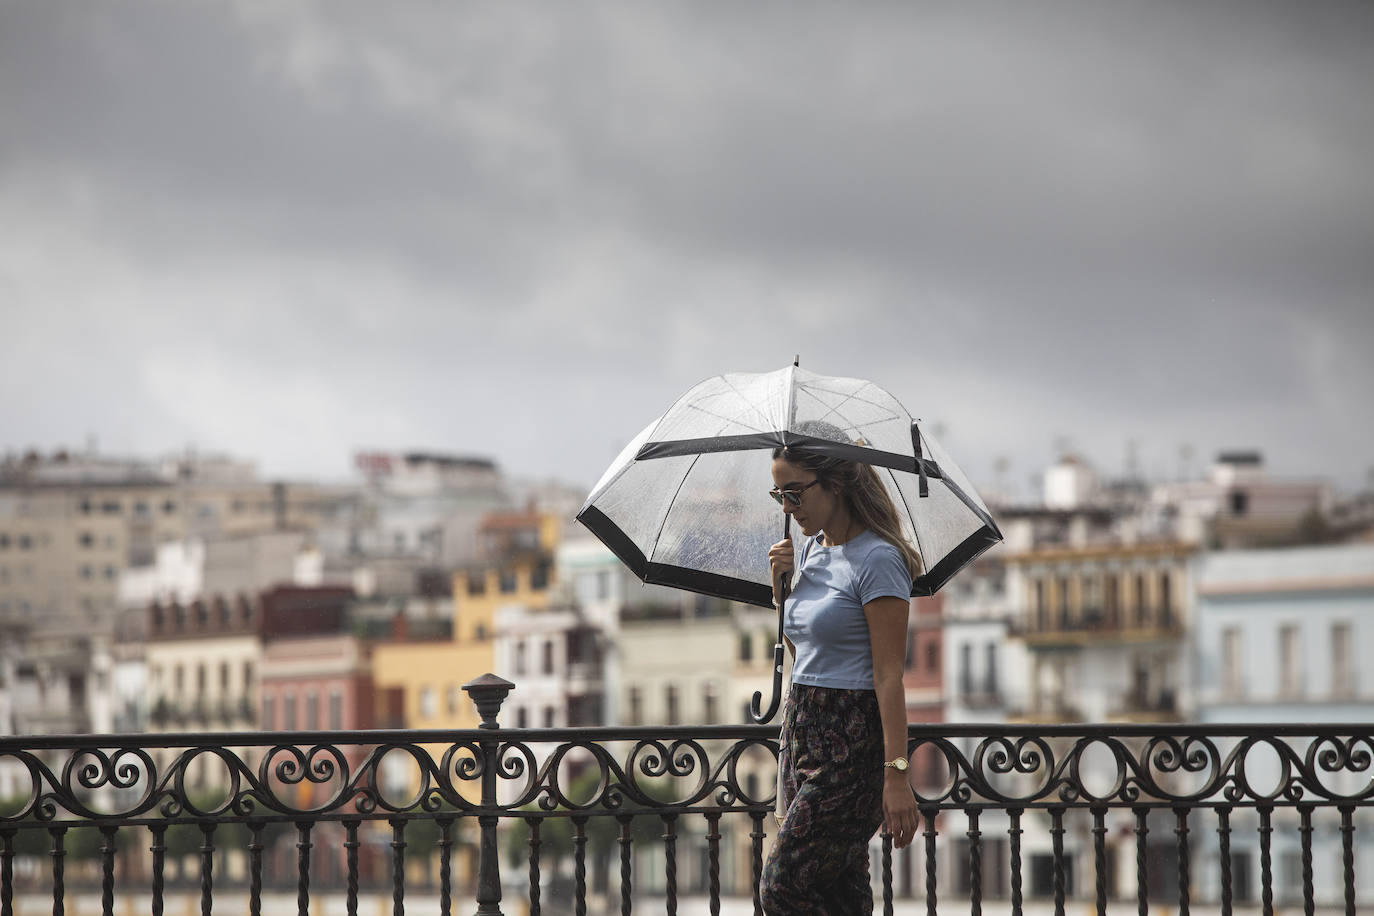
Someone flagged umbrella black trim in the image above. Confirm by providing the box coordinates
[576,505,775,608]
[577,505,649,577]
[637,432,946,479]
[938,473,1003,536]
[910,525,1003,597]
[644,563,775,608]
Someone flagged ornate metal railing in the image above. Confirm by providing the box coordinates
[0,674,1369,915]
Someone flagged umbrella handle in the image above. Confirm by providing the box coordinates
[750,514,792,724]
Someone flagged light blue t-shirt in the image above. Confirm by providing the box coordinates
[784,529,913,690]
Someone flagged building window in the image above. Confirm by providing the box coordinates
[78,532,94,548]
[738,632,753,662]
[1104,574,1120,626]
[959,643,973,695]
[1221,627,1243,697]
[1159,572,1173,626]
[596,570,610,601]
[515,641,527,676]
[1134,575,1148,628]
[499,570,518,593]
[419,687,436,719]
[531,562,550,590]
[283,693,297,730]
[984,643,999,695]
[18,535,31,550]
[516,707,528,728]
[1229,490,1249,516]
[628,687,642,726]
[543,706,556,728]
[306,691,319,730]
[1331,622,1354,698]
[447,685,461,715]
[665,685,680,726]
[542,641,554,675]
[329,691,343,730]
[1082,576,1101,614]
[703,682,718,723]
[1056,577,1069,627]
[243,661,254,693]
[1278,625,1302,698]
[262,694,275,730]
[467,574,486,596]
[220,662,231,691]
[0,533,8,549]
[925,640,939,673]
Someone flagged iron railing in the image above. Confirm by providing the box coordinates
[0,674,1370,915]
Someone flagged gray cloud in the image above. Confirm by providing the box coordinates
[2,1,1371,497]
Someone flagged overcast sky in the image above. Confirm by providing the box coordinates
[3,1,1372,500]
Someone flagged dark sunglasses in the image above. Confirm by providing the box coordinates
[769,479,821,507]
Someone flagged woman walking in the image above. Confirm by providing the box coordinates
[759,440,922,914]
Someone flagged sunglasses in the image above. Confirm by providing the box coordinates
[768,479,821,507]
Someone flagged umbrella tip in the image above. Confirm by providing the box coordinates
[793,354,800,367]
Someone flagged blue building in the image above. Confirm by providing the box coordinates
[1193,543,1374,907]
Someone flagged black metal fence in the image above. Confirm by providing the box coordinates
[1,674,1370,915]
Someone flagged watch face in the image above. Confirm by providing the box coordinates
[891,757,909,772]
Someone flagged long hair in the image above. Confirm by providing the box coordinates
[772,444,924,580]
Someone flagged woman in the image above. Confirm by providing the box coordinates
[759,441,921,915]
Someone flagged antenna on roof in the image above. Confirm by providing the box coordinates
[793,354,800,367]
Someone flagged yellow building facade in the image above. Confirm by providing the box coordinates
[370,547,557,732]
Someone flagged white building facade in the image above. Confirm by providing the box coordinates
[1192,543,1374,907]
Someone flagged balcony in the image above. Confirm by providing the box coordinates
[1,676,1369,915]
[956,680,1003,710]
[1014,606,1185,648]
[1109,688,1180,723]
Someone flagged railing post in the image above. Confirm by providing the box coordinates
[464,673,515,916]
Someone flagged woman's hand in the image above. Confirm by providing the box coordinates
[767,537,794,599]
[883,775,919,849]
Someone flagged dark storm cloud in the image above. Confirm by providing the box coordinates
[1,1,1371,493]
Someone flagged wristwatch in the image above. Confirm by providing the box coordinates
[883,757,909,772]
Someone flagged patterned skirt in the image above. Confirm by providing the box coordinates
[760,683,885,915]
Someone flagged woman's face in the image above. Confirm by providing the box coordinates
[770,457,841,538]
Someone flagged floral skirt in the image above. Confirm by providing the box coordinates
[760,683,885,915]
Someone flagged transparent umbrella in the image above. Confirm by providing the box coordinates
[577,363,1002,721]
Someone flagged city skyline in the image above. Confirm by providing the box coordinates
[3,2,1373,496]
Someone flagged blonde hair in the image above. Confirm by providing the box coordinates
[773,445,924,580]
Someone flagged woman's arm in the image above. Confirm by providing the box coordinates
[865,595,919,849]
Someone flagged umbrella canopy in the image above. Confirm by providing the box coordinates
[577,365,1002,609]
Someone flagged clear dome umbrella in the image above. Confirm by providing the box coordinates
[577,362,1002,722]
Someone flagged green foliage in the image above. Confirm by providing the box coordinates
[501,766,680,870]
[398,800,463,860]
[157,791,264,857]
[0,800,124,861]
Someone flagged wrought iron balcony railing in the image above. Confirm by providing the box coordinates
[0,673,1369,915]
